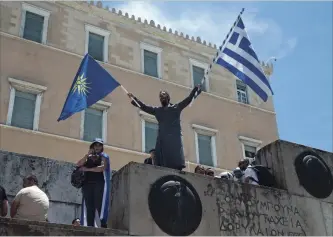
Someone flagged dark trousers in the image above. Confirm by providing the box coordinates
[82,181,107,228]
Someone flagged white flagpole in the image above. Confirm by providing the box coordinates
[120,85,141,108]
[189,8,245,107]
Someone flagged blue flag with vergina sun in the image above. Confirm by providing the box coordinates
[57,54,120,121]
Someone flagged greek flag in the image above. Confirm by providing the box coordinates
[216,17,273,102]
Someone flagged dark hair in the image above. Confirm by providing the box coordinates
[72,218,80,224]
[149,149,156,153]
[159,91,170,102]
[194,165,202,173]
[238,159,249,167]
[205,168,214,175]
[90,142,104,153]
[25,175,38,185]
[159,90,170,97]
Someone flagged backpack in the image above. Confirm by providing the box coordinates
[249,165,276,187]
[71,167,85,189]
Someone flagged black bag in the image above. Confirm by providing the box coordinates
[249,165,276,187]
[71,166,85,189]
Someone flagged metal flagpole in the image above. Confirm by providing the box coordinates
[120,85,141,108]
[189,8,245,107]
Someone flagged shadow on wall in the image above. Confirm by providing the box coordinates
[294,150,333,199]
[148,175,202,236]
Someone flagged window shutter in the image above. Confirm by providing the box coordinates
[145,121,158,153]
[83,108,103,142]
[144,50,158,78]
[12,91,36,130]
[192,66,206,91]
[88,32,104,61]
[23,11,44,43]
[198,134,213,166]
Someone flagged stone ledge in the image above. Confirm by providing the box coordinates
[0,217,129,236]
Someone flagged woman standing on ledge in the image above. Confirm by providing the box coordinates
[127,86,201,171]
[77,138,111,228]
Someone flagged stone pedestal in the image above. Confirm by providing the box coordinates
[256,140,333,203]
[109,162,332,236]
[109,163,220,236]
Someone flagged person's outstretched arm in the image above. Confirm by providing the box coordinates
[127,93,156,115]
[177,86,201,111]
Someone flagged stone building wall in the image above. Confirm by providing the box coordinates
[0,1,278,173]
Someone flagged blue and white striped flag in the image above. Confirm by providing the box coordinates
[216,17,273,102]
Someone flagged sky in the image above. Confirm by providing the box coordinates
[102,1,332,152]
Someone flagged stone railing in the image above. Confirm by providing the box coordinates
[0,217,128,236]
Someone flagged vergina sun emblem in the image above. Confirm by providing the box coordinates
[72,74,90,96]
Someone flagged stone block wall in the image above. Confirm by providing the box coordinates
[0,150,82,224]
[256,140,333,202]
[110,162,333,236]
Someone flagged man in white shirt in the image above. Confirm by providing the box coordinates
[238,159,259,186]
[10,175,49,222]
[243,164,259,186]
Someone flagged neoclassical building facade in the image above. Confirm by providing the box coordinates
[0,1,278,173]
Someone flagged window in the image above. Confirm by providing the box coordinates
[193,124,218,167]
[83,108,102,142]
[80,101,111,142]
[244,145,256,159]
[88,33,104,62]
[239,136,262,161]
[140,42,162,79]
[140,111,158,153]
[11,91,36,130]
[144,121,158,153]
[144,50,158,77]
[189,58,209,92]
[85,25,110,62]
[20,3,50,44]
[6,78,47,130]
[236,80,248,104]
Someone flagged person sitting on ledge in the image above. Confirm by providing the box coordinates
[72,218,81,226]
[205,168,215,177]
[10,175,49,222]
[194,165,206,175]
[144,149,156,165]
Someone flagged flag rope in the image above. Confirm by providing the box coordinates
[189,8,245,106]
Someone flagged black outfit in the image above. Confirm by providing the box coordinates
[0,186,8,216]
[82,155,106,227]
[131,87,201,170]
[144,157,153,165]
[0,186,7,201]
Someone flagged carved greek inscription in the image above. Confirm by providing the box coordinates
[203,183,215,197]
[217,190,307,236]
